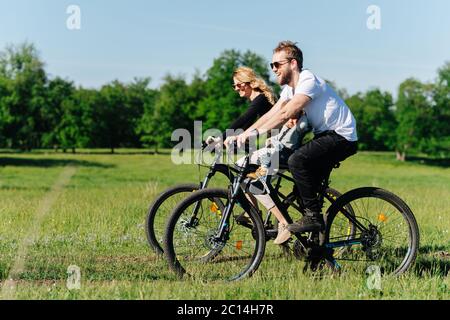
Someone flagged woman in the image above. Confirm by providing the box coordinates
[210,67,297,245]
[206,66,274,144]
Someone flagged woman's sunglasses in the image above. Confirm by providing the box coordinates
[232,82,247,89]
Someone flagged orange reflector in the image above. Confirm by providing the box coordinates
[210,202,219,213]
[378,213,388,223]
[236,241,243,250]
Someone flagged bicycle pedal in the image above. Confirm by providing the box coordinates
[264,229,278,240]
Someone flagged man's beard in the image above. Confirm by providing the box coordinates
[279,69,292,86]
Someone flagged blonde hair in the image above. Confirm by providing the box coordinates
[233,66,275,105]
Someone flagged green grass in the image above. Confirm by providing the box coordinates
[0,151,449,300]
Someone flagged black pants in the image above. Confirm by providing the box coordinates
[288,131,358,213]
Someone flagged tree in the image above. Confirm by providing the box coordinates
[0,75,12,147]
[429,62,450,157]
[395,78,435,161]
[346,89,396,151]
[92,80,146,153]
[0,43,47,150]
[139,75,197,151]
[41,77,75,149]
[196,50,276,133]
[55,88,97,153]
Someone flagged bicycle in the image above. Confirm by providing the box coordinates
[146,143,344,256]
[163,149,420,281]
[145,147,236,255]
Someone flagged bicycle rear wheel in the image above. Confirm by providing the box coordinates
[325,187,419,275]
[164,188,266,281]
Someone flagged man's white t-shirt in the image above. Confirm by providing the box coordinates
[280,69,358,142]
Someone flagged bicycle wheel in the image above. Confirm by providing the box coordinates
[325,187,419,275]
[323,187,357,258]
[164,188,266,281]
[146,184,199,255]
[279,187,355,261]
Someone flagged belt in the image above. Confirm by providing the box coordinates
[314,130,336,139]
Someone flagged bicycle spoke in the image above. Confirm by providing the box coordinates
[326,188,418,275]
[167,190,263,281]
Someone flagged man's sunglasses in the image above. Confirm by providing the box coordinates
[270,59,293,70]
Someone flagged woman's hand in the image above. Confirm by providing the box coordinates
[237,129,258,149]
[224,136,238,149]
[205,136,222,146]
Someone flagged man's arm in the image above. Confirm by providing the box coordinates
[258,94,311,134]
[236,94,311,147]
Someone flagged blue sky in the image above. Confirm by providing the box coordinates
[0,0,449,97]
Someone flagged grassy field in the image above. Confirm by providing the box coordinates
[0,150,449,300]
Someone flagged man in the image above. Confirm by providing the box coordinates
[232,41,358,241]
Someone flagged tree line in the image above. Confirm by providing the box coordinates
[0,43,448,160]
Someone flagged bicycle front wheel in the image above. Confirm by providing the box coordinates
[164,188,266,281]
[325,187,419,275]
[146,183,200,255]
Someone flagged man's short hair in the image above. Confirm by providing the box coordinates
[273,41,303,70]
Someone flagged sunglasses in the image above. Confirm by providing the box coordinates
[232,82,247,89]
[270,59,293,70]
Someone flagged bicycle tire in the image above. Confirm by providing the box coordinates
[324,187,419,275]
[164,188,266,281]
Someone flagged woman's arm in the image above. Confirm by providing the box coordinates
[222,102,268,140]
[243,98,287,134]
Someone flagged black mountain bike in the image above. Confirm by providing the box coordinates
[146,145,343,255]
[145,149,235,255]
[164,152,419,281]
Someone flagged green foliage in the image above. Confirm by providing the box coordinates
[0,43,47,150]
[139,75,200,149]
[0,42,448,161]
[56,88,97,152]
[430,62,450,157]
[196,50,277,133]
[395,78,436,160]
[92,78,153,153]
[41,77,76,149]
[346,89,396,151]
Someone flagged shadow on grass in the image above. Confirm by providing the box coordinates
[0,157,114,169]
[72,151,172,156]
[419,245,450,255]
[0,150,172,156]
[414,258,450,277]
[414,247,450,277]
[0,254,177,283]
[406,156,450,168]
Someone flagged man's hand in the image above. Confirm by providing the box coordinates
[286,118,298,129]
